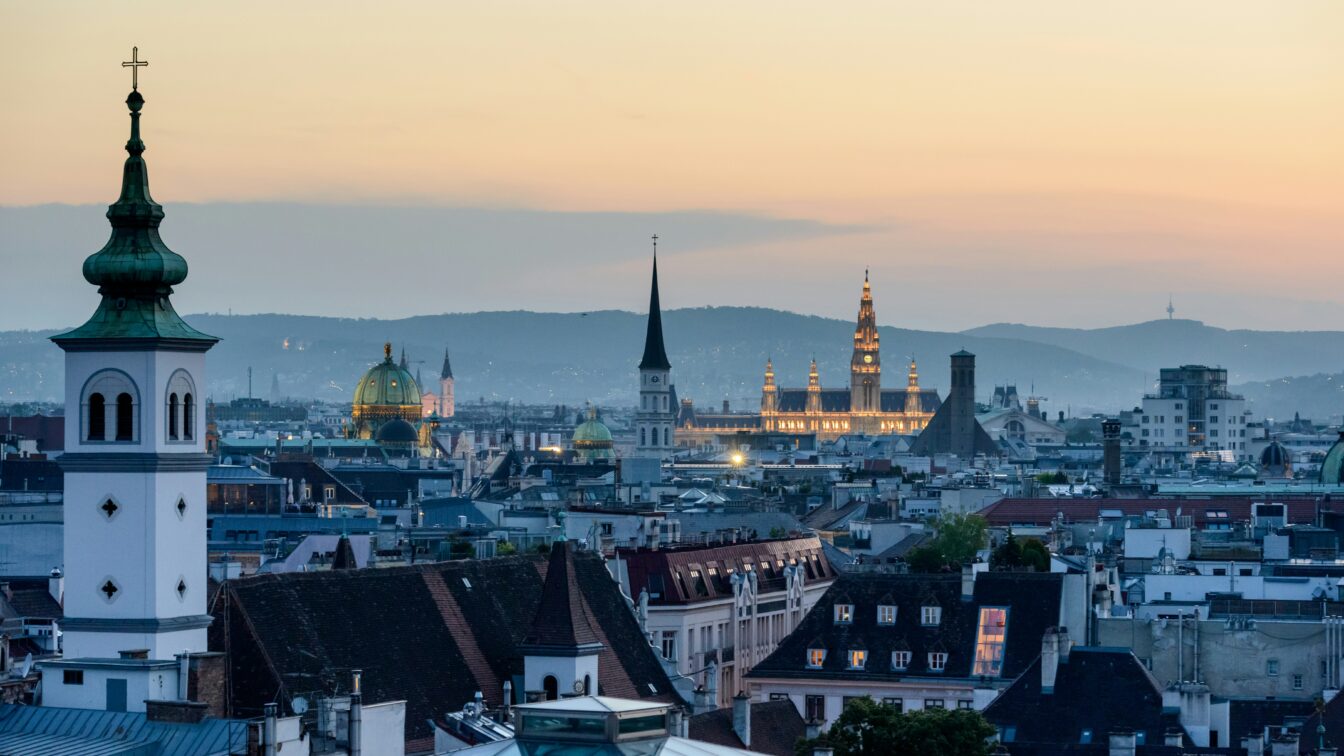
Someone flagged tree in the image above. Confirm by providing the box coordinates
[992,531,1050,572]
[1020,539,1050,572]
[905,545,949,574]
[794,698,995,756]
[449,540,475,560]
[496,541,517,556]
[904,514,988,573]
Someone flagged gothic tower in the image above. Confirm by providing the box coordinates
[624,244,674,488]
[850,271,881,432]
[47,64,217,710]
[806,358,822,414]
[904,358,922,416]
[439,347,455,418]
[761,358,778,418]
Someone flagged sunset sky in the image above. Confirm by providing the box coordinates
[3,1,1342,332]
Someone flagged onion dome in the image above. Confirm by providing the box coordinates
[52,83,215,348]
[1322,432,1344,485]
[354,344,423,408]
[1260,440,1289,469]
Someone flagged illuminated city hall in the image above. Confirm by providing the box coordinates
[678,273,940,443]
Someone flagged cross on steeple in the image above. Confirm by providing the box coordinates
[651,234,658,256]
[122,46,148,91]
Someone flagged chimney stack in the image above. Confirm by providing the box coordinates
[1270,734,1300,756]
[262,703,278,756]
[1102,419,1122,487]
[349,670,363,756]
[1107,731,1137,756]
[1164,728,1184,747]
[48,567,63,606]
[1242,735,1265,756]
[1040,628,1060,694]
[961,563,976,601]
[732,692,752,748]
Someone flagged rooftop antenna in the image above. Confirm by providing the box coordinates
[247,367,253,399]
[1167,295,1175,321]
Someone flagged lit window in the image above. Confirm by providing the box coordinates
[922,606,941,626]
[928,652,948,672]
[877,605,897,625]
[891,651,911,670]
[807,648,827,668]
[834,604,854,624]
[848,650,867,670]
[972,607,1009,677]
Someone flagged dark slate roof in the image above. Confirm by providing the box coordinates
[1226,698,1311,745]
[523,541,602,649]
[639,256,671,371]
[618,537,834,606]
[688,700,806,756]
[747,572,1062,684]
[212,552,677,744]
[441,348,454,380]
[330,535,358,570]
[3,587,62,620]
[982,647,1182,751]
[879,389,941,414]
[909,397,999,457]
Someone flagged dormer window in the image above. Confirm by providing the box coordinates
[847,650,867,670]
[877,605,897,625]
[807,648,827,669]
[922,606,942,626]
[891,650,911,670]
[834,603,854,624]
[928,652,948,672]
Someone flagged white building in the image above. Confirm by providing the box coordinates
[1134,365,1250,461]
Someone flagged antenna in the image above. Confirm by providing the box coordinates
[1167,295,1175,321]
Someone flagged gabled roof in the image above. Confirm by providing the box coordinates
[982,647,1181,749]
[523,541,602,649]
[688,699,806,756]
[748,572,1062,683]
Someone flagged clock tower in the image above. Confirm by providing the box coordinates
[43,54,218,711]
[625,242,674,487]
[850,270,881,433]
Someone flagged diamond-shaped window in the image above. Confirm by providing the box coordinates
[101,579,119,600]
[100,498,119,519]
[176,578,187,598]
[176,497,187,517]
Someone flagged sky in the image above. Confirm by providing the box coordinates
[3,1,1342,332]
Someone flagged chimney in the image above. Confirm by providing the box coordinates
[805,718,823,741]
[176,651,190,701]
[1057,627,1072,662]
[732,692,751,748]
[1164,728,1184,747]
[262,702,278,756]
[1173,682,1212,747]
[961,564,976,601]
[1270,734,1299,756]
[723,400,731,414]
[502,680,513,722]
[1108,731,1137,756]
[349,670,364,756]
[48,567,63,606]
[1040,628,1060,694]
[1242,735,1265,756]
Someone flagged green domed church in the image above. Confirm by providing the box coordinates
[351,343,424,440]
[572,405,615,463]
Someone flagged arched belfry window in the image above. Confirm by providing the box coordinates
[543,675,558,701]
[165,370,197,444]
[82,370,138,444]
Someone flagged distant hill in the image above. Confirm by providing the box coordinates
[0,308,1143,415]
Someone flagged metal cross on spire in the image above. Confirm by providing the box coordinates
[122,46,148,90]
[651,234,658,256]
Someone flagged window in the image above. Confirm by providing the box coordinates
[882,698,903,712]
[115,393,134,440]
[877,605,896,625]
[847,650,867,670]
[183,393,194,440]
[63,669,84,685]
[807,648,827,669]
[660,631,677,662]
[973,607,1009,676]
[928,652,948,672]
[1293,674,1304,690]
[805,695,826,722]
[922,606,941,626]
[957,700,973,709]
[1267,659,1279,676]
[1081,729,1093,744]
[834,604,854,624]
[842,696,866,711]
[925,699,945,709]
[168,393,179,439]
[891,650,911,670]
[88,393,107,440]
[1175,416,1184,424]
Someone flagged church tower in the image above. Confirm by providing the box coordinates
[904,358,922,416]
[760,358,778,424]
[47,54,217,711]
[634,245,673,456]
[806,358,822,415]
[850,271,881,432]
[439,347,455,418]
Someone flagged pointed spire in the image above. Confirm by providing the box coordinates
[399,347,408,370]
[441,348,454,380]
[809,357,821,389]
[522,540,603,651]
[638,238,671,370]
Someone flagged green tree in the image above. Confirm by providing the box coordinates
[991,531,1023,569]
[496,541,517,556]
[449,540,475,559]
[904,545,949,574]
[904,515,988,573]
[794,698,995,756]
[1020,538,1050,571]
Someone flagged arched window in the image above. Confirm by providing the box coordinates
[88,393,106,441]
[168,393,179,440]
[584,674,592,695]
[640,427,646,446]
[663,427,670,446]
[183,394,194,440]
[543,675,558,701]
[115,393,134,441]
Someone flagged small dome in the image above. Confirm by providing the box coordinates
[375,419,419,444]
[572,406,614,462]
[354,345,422,408]
[573,418,614,445]
[1261,440,1289,468]
[1322,432,1344,485]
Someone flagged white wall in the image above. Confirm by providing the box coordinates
[1124,527,1192,560]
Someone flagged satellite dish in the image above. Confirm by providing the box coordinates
[292,696,309,714]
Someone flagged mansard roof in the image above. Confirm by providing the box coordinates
[618,536,834,605]
[747,571,1062,683]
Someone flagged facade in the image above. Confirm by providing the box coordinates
[909,351,999,458]
[1135,365,1250,460]
[678,274,940,444]
[41,82,220,711]
[744,570,1083,728]
[423,348,456,419]
[351,344,424,440]
[614,537,836,707]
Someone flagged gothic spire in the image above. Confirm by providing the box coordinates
[441,348,454,380]
[638,242,671,371]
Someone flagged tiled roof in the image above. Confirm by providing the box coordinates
[688,700,806,756]
[213,551,677,743]
[747,572,1062,683]
[3,588,62,620]
[978,496,1322,528]
[982,647,1182,751]
[523,541,601,648]
[618,537,834,606]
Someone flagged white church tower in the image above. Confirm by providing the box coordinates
[44,51,217,712]
[623,240,674,487]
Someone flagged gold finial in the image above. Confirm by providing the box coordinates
[384,342,392,360]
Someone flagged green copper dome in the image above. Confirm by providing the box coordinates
[52,88,215,350]
[1322,432,1344,485]
[353,344,423,408]
[573,416,614,444]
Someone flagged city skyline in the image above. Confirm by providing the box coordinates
[3,1,1342,332]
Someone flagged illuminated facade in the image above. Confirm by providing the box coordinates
[350,343,424,439]
[679,274,939,444]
